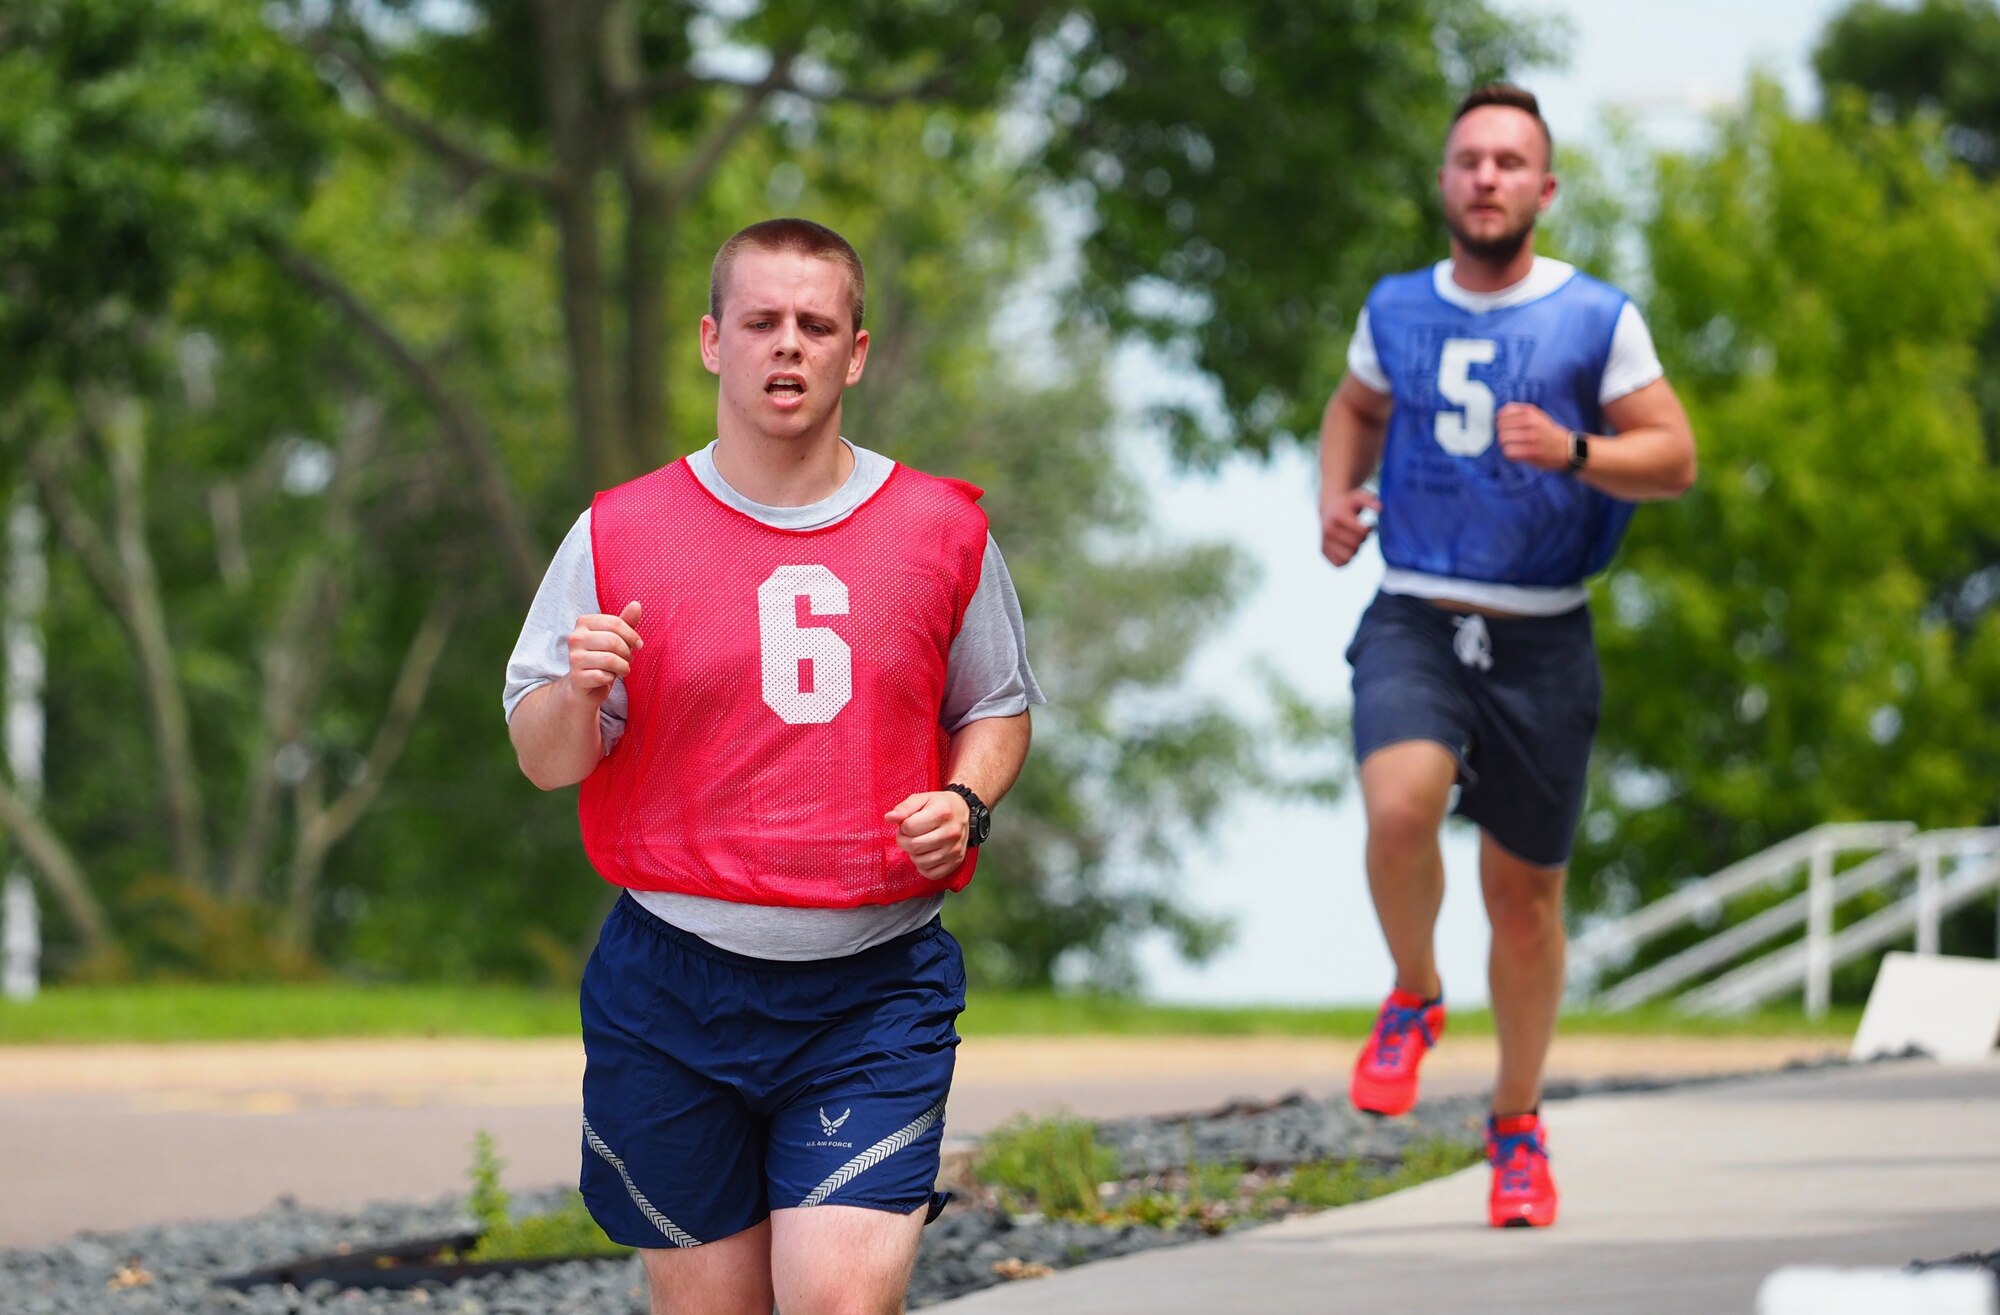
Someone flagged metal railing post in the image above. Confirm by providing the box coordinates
[1915,836,1942,957]
[1805,836,1834,1019]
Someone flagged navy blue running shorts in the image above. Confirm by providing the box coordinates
[578,894,964,1248]
[1347,591,1601,868]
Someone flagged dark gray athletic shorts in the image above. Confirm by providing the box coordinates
[1347,591,1601,868]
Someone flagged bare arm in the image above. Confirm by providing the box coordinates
[1592,378,1698,500]
[1317,374,1396,566]
[885,710,1032,880]
[1495,378,1698,502]
[508,600,643,790]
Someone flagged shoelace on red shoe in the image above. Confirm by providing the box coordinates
[1371,1001,1438,1066]
[1489,1126,1548,1193]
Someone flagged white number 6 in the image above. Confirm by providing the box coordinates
[758,564,853,724]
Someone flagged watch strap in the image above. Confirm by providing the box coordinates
[943,783,990,847]
[1567,430,1589,472]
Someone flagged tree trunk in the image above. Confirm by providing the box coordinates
[283,593,455,946]
[534,0,627,491]
[226,397,381,903]
[604,0,671,473]
[95,398,213,888]
[0,776,114,958]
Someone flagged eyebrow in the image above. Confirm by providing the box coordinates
[739,303,835,321]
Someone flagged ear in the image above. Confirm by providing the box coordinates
[845,328,870,387]
[1538,171,1558,215]
[699,315,722,376]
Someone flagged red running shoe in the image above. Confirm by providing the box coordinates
[1349,988,1445,1116]
[1487,1112,1558,1228]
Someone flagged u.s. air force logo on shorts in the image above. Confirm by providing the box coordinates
[578,895,965,1246]
[812,1107,854,1148]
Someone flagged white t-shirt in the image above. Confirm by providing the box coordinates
[1347,257,1665,405]
[503,439,1043,959]
[1346,257,1667,614]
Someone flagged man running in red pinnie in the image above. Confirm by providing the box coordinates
[505,217,1039,1313]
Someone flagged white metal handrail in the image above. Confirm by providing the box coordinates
[1680,845,2000,1015]
[1595,839,1922,1011]
[1570,821,1915,989]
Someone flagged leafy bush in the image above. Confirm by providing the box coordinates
[973,1114,1120,1219]
[1275,1139,1482,1212]
[455,1130,631,1262]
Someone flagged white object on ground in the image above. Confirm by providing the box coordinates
[1852,951,2000,1062]
[1758,1266,1997,1315]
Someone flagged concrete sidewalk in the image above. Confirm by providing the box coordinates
[930,1058,2000,1314]
[0,1033,1833,1251]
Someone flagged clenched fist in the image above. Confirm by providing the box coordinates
[565,599,644,706]
[1496,403,1570,471]
[1320,487,1382,567]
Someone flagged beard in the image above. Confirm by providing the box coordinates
[1446,208,1536,263]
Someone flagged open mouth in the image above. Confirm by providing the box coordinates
[765,375,806,399]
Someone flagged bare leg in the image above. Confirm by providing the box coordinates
[1480,832,1567,1116]
[639,1218,774,1315]
[771,1203,928,1315]
[1359,741,1461,999]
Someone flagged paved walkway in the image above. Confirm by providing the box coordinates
[930,1058,2000,1314]
[0,1033,1832,1251]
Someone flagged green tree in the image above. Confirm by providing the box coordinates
[1576,81,2000,979]
[1,0,1550,986]
[1815,0,2000,176]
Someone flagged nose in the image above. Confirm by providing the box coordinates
[772,316,802,359]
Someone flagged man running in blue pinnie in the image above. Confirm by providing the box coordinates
[1317,84,1698,1229]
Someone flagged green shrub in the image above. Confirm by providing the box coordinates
[455,1129,631,1262]
[973,1113,1120,1219]
[1187,1158,1243,1209]
[1278,1138,1481,1211]
[468,1193,630,1262]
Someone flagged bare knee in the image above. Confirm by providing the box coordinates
[1484,871,1565,952]
[1366,786,1450,855]
[1359,744,1456,856]
[780,1276,906,1315]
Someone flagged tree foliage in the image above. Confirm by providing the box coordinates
[1815,0,2000,175]
[1577,81,2000,974]
[0,0,1547,987]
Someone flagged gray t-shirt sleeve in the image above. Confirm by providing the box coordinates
[504,509,1036,745]
[501,509,627,752]
[941,534,1045,732]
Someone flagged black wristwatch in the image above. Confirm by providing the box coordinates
[944,783,992,847]
[1567,430,1590,472]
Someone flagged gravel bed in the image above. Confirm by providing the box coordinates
[0,1055,1953,1314]
[1913,1249,2000,1280]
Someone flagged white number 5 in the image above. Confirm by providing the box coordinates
[1435,337,1497,456]
[758,564,853,725]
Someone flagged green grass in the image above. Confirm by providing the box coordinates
[0,983,584,1045]
[0,982,1863,1046]
[1277,1138,1486,1211]
[456,1130,629,1263]
[974,1113,1121,1218]
[955,993,1861,1041]
[973,1113,1490,1230]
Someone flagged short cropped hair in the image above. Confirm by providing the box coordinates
[709,218,867,333]
[1450,84,1553,166]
